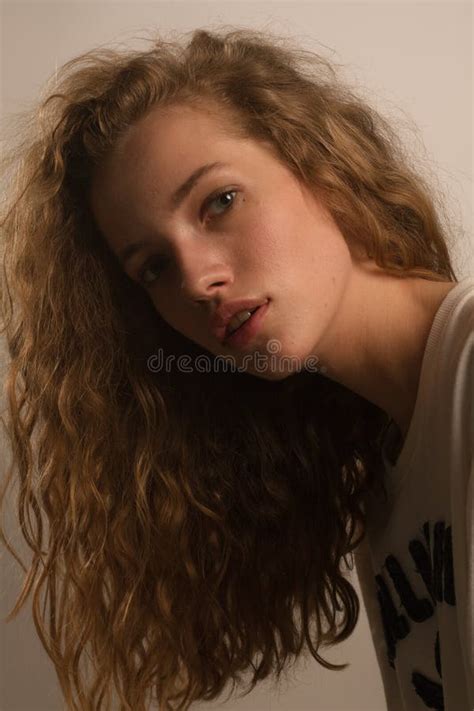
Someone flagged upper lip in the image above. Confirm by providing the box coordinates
[210,298,269,342]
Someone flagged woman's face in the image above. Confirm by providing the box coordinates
[89,102,356,380]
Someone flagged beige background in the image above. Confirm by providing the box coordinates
[0,1,472,709]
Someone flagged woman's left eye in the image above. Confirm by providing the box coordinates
[137,190,238,288]
[203,189,237,219]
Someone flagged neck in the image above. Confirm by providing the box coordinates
[313,261,456,439]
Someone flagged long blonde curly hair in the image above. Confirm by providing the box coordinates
[0,26,460,711]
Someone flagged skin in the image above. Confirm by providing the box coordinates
[89,103,456,442]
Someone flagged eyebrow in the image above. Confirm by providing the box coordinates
[118,161,229,268]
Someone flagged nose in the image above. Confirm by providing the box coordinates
[179,272,230,303]
[176,242,233,302]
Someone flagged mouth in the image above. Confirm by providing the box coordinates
[223,300,270,350]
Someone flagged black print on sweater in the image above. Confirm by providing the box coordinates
[374,520,455,711]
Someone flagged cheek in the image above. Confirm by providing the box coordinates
[245,216,300,280]
[150,297,190,346]
[256,200,316,263]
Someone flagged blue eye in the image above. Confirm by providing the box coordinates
[138,189,237,287]
[204,189,237,218]
[139,256,169,287]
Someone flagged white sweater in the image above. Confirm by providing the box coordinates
[354,275,474,711]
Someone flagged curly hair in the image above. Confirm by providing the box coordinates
[0,26,460,711]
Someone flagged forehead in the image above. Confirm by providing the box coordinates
[90,104,280,213]
[90,104,244,205]
[114,102,243,164]
[88,103,299,261]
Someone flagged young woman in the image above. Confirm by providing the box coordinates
[1,27,472,711]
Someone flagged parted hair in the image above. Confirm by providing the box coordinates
[0,26,459,711]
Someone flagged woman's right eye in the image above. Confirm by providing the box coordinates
[138,256,168,287]
[138,189,237,287]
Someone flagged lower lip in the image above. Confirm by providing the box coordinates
[224,300,270,349]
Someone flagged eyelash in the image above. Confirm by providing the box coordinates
[138,189,237,287]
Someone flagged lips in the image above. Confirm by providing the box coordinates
[210,298,269,343]
[225,306,260,337]
[222,300,270,349]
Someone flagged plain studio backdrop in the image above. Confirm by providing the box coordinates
[0,1,472,710]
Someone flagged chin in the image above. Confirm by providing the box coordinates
[250,363,301,382]
[253,371,286,381]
